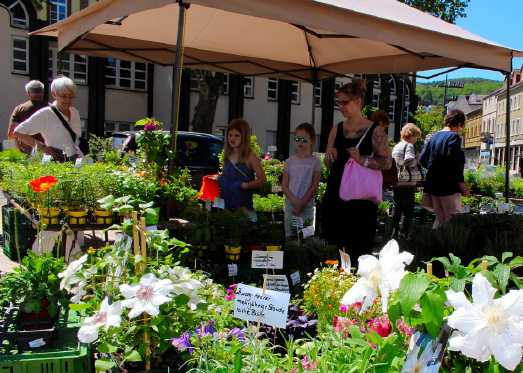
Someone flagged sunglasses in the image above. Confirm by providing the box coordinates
[294,136,309,144]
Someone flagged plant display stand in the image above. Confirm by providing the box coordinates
[0,323,92,373]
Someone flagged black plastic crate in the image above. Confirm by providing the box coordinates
[2,207,36,261]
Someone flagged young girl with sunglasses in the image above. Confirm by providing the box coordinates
[282,123,322,237]
[219,119,266,213]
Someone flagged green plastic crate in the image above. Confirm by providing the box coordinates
[0,325,92,373]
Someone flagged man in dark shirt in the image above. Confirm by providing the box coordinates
[8,80,47,154]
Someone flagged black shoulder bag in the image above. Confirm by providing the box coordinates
[50,106,89,155]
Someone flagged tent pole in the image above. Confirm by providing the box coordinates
[505,70,512,202]
[311,69,318,128]
[168,0,189,176]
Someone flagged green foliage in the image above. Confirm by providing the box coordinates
[0,252,67,318]
[302,266,357,331]
[399,0,470,23]
[0,149,27,163]
[250,135,262,157]
[253,193,284,213]
[416,78,502,106]
[413,106,444,141]
[161,168,198,207]
[88,134,114,161]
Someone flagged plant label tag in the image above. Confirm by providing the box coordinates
[29,338,46,348]
[234,283,290,328]
[41,154,52,164]
[462,205,470,213]
[301,226,315,239]
[498,202,510,213]
[339,250,351,272]
[228,263,238,277]
[205,200,212,211]
[74,157,83,168]
[271,185,283,193]
[85,156,94,165]
[251,250,283,269]
[263,274,289,293]
[213,197,225,209]
[145,225,157,231]
[268,145,277,152]
[290,271,300,285]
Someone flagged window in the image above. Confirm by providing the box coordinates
[267,78,278,100]
[314,81,322,106]
[372,77,381,108]
[334,79,347,109]
[291,81,300,105]
[48,48,88,84]
[388,99,396,122]
[403,83,410,121]
[49,0,67,23]
[221,73,229,95]
[244,76,254,98]
[12,36,28,74]
[2,0,29,28]
[105,58,147,90]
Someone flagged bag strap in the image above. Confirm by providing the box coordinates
[229,160,251,181]
[51,106,77,144]
[355,123,374,149]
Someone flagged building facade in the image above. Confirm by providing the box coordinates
[494,72,523,172]
[1,0,417,157]
[463,108,482,167]
[480,91,498,164]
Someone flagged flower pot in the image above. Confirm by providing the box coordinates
[38,207,60,225]
[68,209,88,225]
[224,245,241,262]
[94,209,113,225]
[266,245,282,251]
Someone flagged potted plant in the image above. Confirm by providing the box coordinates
[29,175,61,225]
[213,209,248,262]
[61,179,89,225]
[0,252,68,350]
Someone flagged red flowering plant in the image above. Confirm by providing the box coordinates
[134,117,171,178]
[28,175,59,213]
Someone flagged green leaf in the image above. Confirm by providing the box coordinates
[95,359,116,371]
[494,264,510,293]
[98,342,118,354]
[501,252,513,263]
[510,273,523,289]
[233,350,243,373]
[449,277,466,292]
[387,301,402,326]
[175,294,190,306]
[124,350,143,362]
[69,303,89,312]
[509,256,523,268]
[399,273,430,315]
[420,291,445,337]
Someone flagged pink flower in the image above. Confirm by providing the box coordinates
[144,122,158,131]
[351,301,363,312]
[224,284,237,301]
[333,316,357,337]
[301,356,318,370]
[264,153,271,160]
[396,319,414,337]
[339,304,348,313]
[367,316,392,337]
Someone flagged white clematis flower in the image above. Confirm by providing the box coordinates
[165,266,202,309]
[70,281,87,304]
[58,254,88,291]
[340,239,413,313]
[446,273,523,371]
[77,297,122,343]
[120,273,174,318]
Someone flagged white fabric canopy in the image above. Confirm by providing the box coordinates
[33,0,522,81]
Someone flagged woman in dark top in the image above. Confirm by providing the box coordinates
[419,109,468,228]
[323,80,392,258]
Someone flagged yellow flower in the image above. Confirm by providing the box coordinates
[87,247,96,255]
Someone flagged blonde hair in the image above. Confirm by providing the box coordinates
[400,123,421,141]
[223,119,252,162]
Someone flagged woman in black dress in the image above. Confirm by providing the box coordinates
[322,80,392,258]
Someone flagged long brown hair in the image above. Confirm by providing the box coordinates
[336,78,367,106]
[223,119,252,162]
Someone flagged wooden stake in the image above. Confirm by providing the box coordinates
[426,262,433,276]
[132,212,140,260]
[481,260,488,271]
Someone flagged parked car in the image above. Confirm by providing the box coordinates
[112,131,223,187]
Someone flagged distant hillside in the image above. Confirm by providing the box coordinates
[416,78,502,106]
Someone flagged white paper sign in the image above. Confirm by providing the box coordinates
[41,154,52,164]
[29,338,46,348]
[268,145,277,152]
[234,283,290,328]
[339,250,351,272]
[251,250,284,269]
[263,274,290,293]
[74,157,83,168]
[228,263,238,277]
[301,226,315,239]
[213,197,225,209]
[271,185,283,193]
[290,271,301,285]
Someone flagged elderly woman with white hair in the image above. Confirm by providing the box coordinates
[14,76,83,161]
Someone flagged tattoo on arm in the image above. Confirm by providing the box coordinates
[367,126,392,170]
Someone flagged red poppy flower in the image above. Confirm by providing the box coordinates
[29,176,58,193]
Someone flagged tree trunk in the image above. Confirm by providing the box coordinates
[191,71,225,133]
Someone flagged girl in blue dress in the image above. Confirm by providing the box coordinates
[219,119,266,212]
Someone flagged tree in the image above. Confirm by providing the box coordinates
[190,71,226,133]
[399,0,470,23]
[414,106,445,142]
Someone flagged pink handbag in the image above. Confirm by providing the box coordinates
[338,125,383,204]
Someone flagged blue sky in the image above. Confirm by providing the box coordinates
[418,1,523,82]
